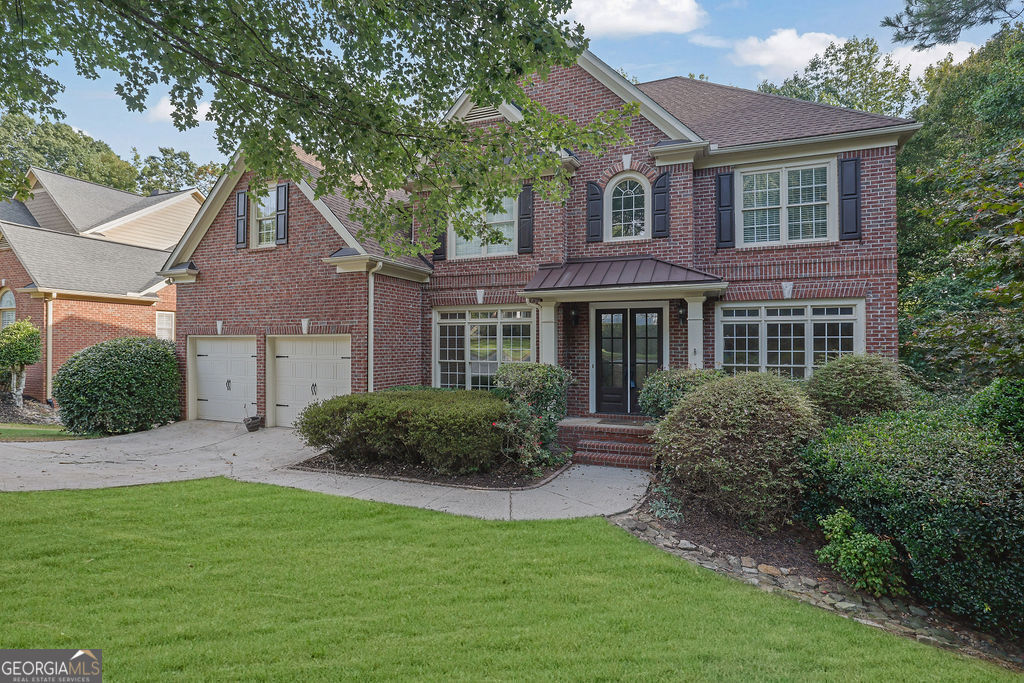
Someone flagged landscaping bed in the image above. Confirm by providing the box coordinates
[0,395,60,425]
[291,451,568,490]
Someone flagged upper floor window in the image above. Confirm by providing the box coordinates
[605,172,650,240]
[0,290,14,329]
[737,159,837,247]
[253,189,277,247]
[451,197,516,259]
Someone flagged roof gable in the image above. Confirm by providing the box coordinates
[27,168,148,232]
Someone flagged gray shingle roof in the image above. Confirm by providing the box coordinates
[637,77,914,148]
[29,167,193,232]
[0,200,39,227]
[0,222,169,296]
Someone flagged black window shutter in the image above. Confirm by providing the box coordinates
[235,190,248,248]
[432,212,447,261]
[839,158,862,240]
[652,171,670,238]
[275,183,289,245]
[715,172,735,248]
[586,181,603,242]
[517,185,534,254]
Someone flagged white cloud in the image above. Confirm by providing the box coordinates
[146,95,212,123]
[69,125,92,138]
[689,33,732,48]
[729,28,844,79]
[889,42,977,79]
[566,0,706,38]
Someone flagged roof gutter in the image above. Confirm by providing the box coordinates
[16,286,159,304]
[518,280,729,304]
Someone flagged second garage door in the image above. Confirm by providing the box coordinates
[272,336,352,426]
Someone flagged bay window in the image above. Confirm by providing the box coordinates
[717,302,861,377]
[436,308,533,389]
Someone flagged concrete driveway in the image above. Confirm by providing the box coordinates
[0,421,650,520]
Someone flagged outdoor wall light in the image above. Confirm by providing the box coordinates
[677,301,687,325]
[568,305,580,327]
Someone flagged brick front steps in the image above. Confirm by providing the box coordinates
[557,418,656,470]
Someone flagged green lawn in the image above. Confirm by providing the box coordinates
[0,479,1009,681]
[0,422,78,441]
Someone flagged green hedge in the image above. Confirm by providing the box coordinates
[52,337,179,435]
[806,354,909,419]
[803,409,1024,636]
[637,367,724,418]
[494,363,572,449]
[970,377,1024,447]
[654,372,820,532]
[296,390,509,475]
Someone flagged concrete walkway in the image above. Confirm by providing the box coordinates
[0,421,650,520]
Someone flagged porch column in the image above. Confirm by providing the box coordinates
[539,301,558,364]
[683,295,706,369]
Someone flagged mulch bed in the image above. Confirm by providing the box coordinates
[647,485,839,581]
[292,452,567,490]
[0,394,61,425]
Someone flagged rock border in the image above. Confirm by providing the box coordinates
[610,508,1023,671]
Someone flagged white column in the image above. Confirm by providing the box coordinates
[539,301,558,365]
[683,295,706,369]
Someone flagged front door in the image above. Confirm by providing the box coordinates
[596,308,663,413]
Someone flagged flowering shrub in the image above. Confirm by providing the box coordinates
[494,363,572,450]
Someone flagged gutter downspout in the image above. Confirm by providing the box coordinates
[366,260,384,392]
[44,295,53,400]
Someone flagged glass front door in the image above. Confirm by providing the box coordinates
[596,308,663,413]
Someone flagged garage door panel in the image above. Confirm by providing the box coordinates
[273,336,351,426]
[193,338,257,422]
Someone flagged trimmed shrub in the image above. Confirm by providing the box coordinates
[494,363,572,449]
[816,508,906,597]
[637,367,725,418]
[654,372,821,532]
[296,390,509,475]
[53,337,179,435]
[970,377,1024,447]
[803,409,1024,636]
[806,354,909,419]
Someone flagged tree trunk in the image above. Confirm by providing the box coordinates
[11,368,25,408]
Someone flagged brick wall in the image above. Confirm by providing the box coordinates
[0,248,45,397]
[372,273,424,389]
[174,171,370,417]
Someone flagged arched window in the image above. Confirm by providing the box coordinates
[606,173,650,240]
[0,290,15,329]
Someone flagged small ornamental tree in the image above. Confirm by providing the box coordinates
[0,319,41,407]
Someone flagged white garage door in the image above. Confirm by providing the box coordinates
[194,337,257,422]
[272,336,352,426]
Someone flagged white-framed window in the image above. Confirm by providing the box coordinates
[0,290,14,329]
[252,186,277,247]
[715,300,863,378]
[155,311,175,341]
[605,172,650,240]
[449,197,517,259]
[736,158,837,247]
[434,307,533,389]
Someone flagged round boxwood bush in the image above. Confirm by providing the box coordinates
[806,354,908,419]
[637,367,725,419]
[653,372,821,532]
[970,377,1024,447]
[53,337,180,435]
[803,409,1024,636]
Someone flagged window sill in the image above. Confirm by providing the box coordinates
[445,253,520,262]
[250,243,277,251]
[732,238,837,252]
[604,235,652,243]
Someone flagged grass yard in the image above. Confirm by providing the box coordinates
[0,422,79,441]
[0,478,1010,681]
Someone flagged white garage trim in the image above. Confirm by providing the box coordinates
[187,335,258,422]
[265,334,353,427]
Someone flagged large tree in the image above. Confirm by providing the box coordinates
[0,1,632,255]
[0,112,137,196]
[884,0,1024,48]
[133,147,222,196]
[757,37,918,117]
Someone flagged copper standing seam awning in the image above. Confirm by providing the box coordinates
[521,255,726,302]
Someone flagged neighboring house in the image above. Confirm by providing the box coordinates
[0,168,202,400]
[162,50,918,426]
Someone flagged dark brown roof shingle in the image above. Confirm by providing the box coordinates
[637,77,914,148]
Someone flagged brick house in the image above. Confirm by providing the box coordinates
[162,50,918,428]
[0,168,202,400]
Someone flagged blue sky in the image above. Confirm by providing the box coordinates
[50,1,997,166]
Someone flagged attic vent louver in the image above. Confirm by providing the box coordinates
[463,104,502,122]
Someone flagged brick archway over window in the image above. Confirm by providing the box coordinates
[596,158,659,189]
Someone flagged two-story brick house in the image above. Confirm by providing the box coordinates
[162,50,918,429]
